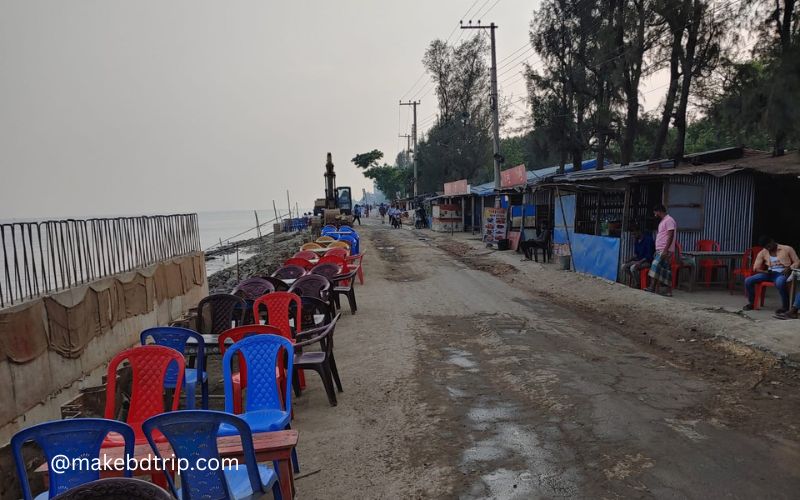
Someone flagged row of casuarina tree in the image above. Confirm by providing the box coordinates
[405,0,797,191]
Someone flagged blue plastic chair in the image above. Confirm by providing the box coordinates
[220,334,298,473]
[338,234,359,255]
[219,335,294,435]
[142,410,281,500]
[11,419,135,500]
[141,327,208,410]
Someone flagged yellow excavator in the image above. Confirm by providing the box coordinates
[313,153,353,226]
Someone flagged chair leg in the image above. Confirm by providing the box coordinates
[319,363,338,406]
[357,266,364,285]
[201,380,209,410]
[184,381,196,410]
[329,353,343,392]
[272,477,283,500]
[233,378,243,414]
[346,290,357,315]
[286,424,300,473]
[292,368,302,397]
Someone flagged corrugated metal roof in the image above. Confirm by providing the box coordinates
[468,158,605,196]
[553,149,800,183]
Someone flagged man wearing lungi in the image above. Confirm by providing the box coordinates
[647,204,677,296]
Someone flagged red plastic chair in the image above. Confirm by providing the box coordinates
[284,257,314,271]
[731,246,763,293]
[252,292,302,340]
[218,325,285,414]
[638,267,649,290]
[670,242,692,289]
[696,239,728,287]
[324,247,349,259]
[753,281,775,310]
[346,252,365,285]
[294,250,318,260]
[252,292,305,390]
[104,345,184,445]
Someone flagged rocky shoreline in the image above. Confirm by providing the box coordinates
[206,231,307,293]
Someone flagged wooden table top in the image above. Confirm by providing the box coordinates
[36,430,299,473]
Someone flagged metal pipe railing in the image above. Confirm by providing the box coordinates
[0,214,200,308]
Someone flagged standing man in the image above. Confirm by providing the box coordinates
[647,204,677,296]
[379,203,387,224]
[744,236,799,312]
[353,204,362,226]
[620,226,655,288]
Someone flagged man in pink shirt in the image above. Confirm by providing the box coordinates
[647,204,677,296]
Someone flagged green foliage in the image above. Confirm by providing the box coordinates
[352,149,411,200]
[351,150,384,170]
[415,118,493,193]
[361,163,411,201]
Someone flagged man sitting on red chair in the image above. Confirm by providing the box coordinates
[743,236,799,313]
[619,225,655,288]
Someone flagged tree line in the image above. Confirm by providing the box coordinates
[359,0,797,198]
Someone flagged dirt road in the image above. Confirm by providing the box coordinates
[293,222,800,499]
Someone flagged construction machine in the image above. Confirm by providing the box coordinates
[313,153,353,225]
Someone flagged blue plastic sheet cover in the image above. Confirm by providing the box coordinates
[571,234,620,281]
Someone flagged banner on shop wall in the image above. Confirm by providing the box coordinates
[482,208,508,243]
[443,179,470,196]
[500,165,527,188]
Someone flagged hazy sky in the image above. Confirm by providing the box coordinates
[1,0,665,220]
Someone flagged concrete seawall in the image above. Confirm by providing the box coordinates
[0,252,208,445]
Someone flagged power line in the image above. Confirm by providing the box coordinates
[400,0,489,101]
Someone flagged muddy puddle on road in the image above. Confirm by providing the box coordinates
[369,231,424,283]
[412,314,584,499]
[407,309,800,499]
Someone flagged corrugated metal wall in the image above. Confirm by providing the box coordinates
[670,173,755,253]
[618,173,754,277]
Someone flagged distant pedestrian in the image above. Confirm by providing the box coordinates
[379,204,387,224]
[353,204,362,226]
[647,204,677,296]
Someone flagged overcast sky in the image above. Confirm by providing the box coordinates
[1,0,665,220]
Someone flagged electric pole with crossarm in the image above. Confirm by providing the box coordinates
[460,21,502,193]
[399,100,419,197]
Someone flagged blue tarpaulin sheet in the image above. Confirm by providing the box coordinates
[553,194,619,281]
[571,234,620,281]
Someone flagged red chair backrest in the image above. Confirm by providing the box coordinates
[324,248,348,259]
[218,324,283,385]
[104,345,184,441]
[294,251,318,260]
[252,292,302,340]
[697,239,720,252]
[218,324,284,354]
[318,255,347,269]
[284,258,314,270]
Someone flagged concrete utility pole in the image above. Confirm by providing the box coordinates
[398,133,412,165]
[399,100,419,197]
[460,21,502,193]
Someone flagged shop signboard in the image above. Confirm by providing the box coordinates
[443,179,470,196]
[482,207,508,244]
[500,165,527,188]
